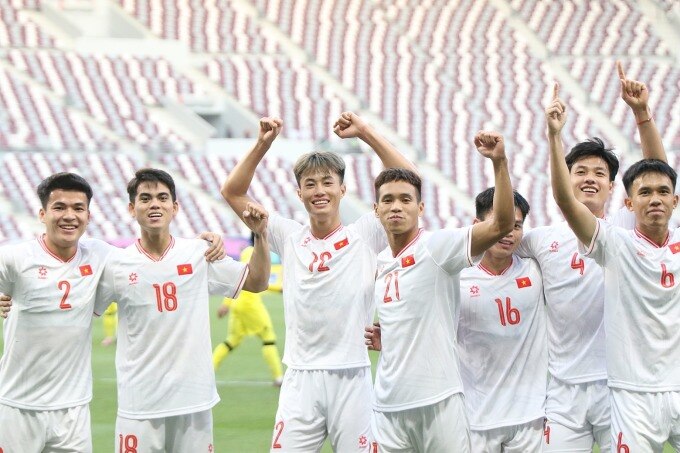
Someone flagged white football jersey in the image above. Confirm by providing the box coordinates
[0,236,112,410]
[458,255,547,430]
[516,208,633,384]
[518,223,606,383]
[373,227,476,412]
[95,237,248,419]
[268,212,386,369]
[582,220,680,392]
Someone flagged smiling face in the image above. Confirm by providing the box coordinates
[374,180,423,237]
[625,171,678,232]
[478,207,525,259]
[297,169,346,221]
[569,156,613,217]
[129,181,178,234]
[39,189,90,254]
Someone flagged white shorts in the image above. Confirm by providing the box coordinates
[543,377,610,452]
[115,409,213,453]
[271,367,374,452]
[372,393,470,453]
[610,388,680,453]
[470,417,542,453]
[0,403,91,453]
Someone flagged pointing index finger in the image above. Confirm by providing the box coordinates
[553,82,560,100]
[617,60,626,81]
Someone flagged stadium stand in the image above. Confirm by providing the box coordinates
[0,0,677,241]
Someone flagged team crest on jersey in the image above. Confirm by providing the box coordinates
[470,285,480,297]
[359,435,367,448]
[550,241,559,252]
[669,241,680,254]
[128,272,138,285]
[38,266,47,279]
[177,264,193,275]
[334,238,349,250]
[401,255,415,267]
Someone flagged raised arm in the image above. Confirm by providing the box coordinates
[221,117,283,223]
[241,202,271,293]
[470,131,515,257]
[546,83,597,246]
[617,61,666,162]
[333,112,418,173]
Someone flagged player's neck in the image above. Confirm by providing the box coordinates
[388,228,420,257]
[480,253,513,275]
[42,234,78,262]
[139,230,173,258]
[309,215,342,239]
[636,223,670,247]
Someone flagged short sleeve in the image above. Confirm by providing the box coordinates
[0,244,17,295]
[351,212,388,254]
[268,213,303,257]
[208,256,249,299]
[94,259,117,316]
[516,228,540,259]
[578,218,611,266]
[426,226,477,275]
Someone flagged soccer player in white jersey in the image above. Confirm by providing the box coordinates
[517,63,667,453]
[370,132,515,453]
[0,173,112,452]
[547,87,680,452]
[223,113,415,452]
[94,168,271,453]
[458,187,547,452]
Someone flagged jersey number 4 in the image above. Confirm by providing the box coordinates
[153,282,178,312]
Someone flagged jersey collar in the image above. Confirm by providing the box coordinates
[38,234,78,263]
[135,236,175,261]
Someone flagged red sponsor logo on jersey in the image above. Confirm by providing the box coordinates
[516,276,532,288]
[334,238,349,250]
[177,264,193,275]
[79,265,92,276]
[470,285,480,296]
[359,435,367,448]
[669,242,680,254]
[38,266,47,279]
[549,241,559,252]
[129,273,138,285]
[401,255,415,268]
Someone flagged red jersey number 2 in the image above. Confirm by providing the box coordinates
[309,252,331,272]
[58,280,71,309]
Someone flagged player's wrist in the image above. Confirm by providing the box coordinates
[634,106,652,125]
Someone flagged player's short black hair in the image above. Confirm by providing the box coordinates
[293,152,346,187]
[127,168,177,203]
[622,159,677,195]
[475,187,530,221]
[374,168,422,202]
[565,137,619,182]
[37,172,93,208]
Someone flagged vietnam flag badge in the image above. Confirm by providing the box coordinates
[177,264,193,275]
[79,265,92,276]
[669,242,680,254]
[401,255,416,268]
[334,238,349,250]
[516,276,532,288]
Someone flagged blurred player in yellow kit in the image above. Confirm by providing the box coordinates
[212,237,284,386]
[101,302,118,346]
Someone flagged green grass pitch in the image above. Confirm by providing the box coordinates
[1,292,674,452]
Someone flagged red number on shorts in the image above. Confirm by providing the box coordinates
[308,252,332,272]
[661,263,675,288]
[118,434,138,453]
[383,271,400,303]
[617,432,629,453]
[543,420,550,444]
[58,280,71,309]
[570,252,585,276]
[495,297,520,326]
[153,282,178,312]
[272,421,284,449]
